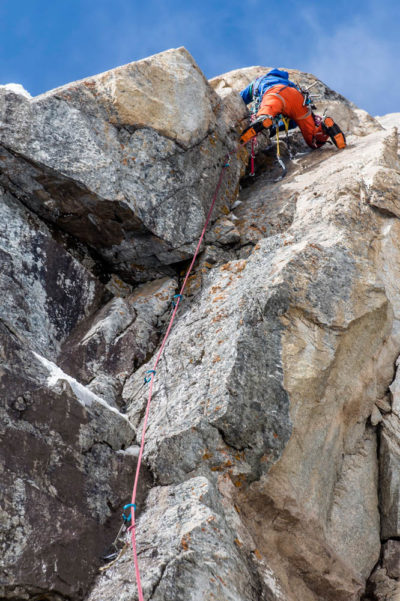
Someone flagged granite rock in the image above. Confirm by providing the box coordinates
[60,277,177,406]
[0,186,105,359]
[2,53,400,601]
[0,48,247,283]
[121,126,400,601]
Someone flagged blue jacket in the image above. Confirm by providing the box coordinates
[240,69,299,105]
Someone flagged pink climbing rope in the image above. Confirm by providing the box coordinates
[128,156,232,601]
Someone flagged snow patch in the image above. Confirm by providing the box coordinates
[33,352,130,423]
[0,83,31,98]
[117,445,140,457]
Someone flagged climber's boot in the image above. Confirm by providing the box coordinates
[240,115,273,144]
[322,117,346,149]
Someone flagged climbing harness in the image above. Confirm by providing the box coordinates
[126,154,232,601]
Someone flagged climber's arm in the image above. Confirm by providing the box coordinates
[240,83,254,105]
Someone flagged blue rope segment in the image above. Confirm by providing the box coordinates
[144,369,156,384]
[122,503,137,523]
[172,294,183,307]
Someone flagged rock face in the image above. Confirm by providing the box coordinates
[0,187,151,598]
[0,326,150,599]
[1,54,400,601]
[0,47,247,283]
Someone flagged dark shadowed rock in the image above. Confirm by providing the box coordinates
[0,323,151,600]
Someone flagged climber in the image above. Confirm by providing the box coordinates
[239,68,346,149]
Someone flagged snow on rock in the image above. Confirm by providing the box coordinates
[0,82,31,98]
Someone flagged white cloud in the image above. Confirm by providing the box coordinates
[303,14,400,115]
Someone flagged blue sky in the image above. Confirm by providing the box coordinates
[0,0,398,116]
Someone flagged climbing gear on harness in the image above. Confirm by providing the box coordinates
[250,137,256,176]
[281,115,293,160]
[248,104,260,176]
[128,155,232,601]
[240,115,273,144]
[322,117,346,149]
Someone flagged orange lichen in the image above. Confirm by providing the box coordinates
[210,285,222,294]
[181,534,191,551]
[231,474,246,488]
[211,312,227,323]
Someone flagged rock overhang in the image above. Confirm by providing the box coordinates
[0,47,248,283]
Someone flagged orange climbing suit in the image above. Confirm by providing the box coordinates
[257,84,329,149]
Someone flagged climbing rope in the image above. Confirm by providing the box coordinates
[127,154,232,601]
[124,110,293,592]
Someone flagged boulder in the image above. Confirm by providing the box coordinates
[0,48,247,283]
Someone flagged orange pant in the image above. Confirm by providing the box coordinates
[257,85,329,148]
